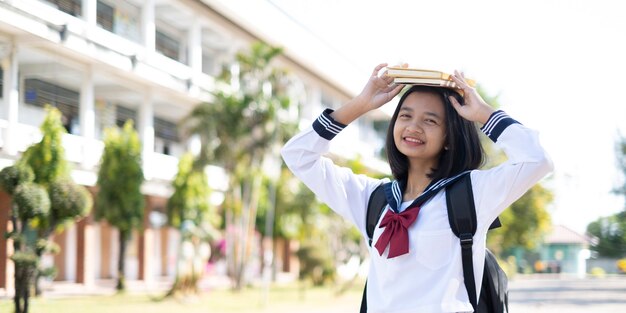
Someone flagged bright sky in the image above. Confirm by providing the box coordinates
[215,0,626,233]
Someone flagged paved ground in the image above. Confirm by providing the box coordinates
[508,275,626,313]
[3,275,626,312]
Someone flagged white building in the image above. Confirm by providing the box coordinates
[0,0,389,294]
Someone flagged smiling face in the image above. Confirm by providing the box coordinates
[392,91,447,170]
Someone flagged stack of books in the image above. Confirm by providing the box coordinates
[387,67,476,89]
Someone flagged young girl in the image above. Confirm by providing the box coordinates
[281,63,553,313]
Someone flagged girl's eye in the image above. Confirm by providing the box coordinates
[425,119,437,125]
[399,114,411,118]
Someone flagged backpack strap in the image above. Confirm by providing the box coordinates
[361,183,388,313]
[366,183,388,246]
[445,172,479,311]
[363,174,500,312]
[359,280,368,313]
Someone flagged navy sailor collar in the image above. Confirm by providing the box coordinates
[383,170,471,213]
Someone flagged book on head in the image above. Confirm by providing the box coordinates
[393,77,460,88]
[387,67,450,79]
[388,67,476,88]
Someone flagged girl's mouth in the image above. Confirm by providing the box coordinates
[403,137,424,145]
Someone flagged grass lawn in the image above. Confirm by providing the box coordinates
[0,283,363,313]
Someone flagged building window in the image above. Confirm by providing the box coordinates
[154,117,178,142]
[156,30,180,61]
[115,105,137,128]
[42,0,82,17]
[202,51,219,76]
[96,1,114,32]
[154,116,179,155]
[96,0,141,42]
[24,78,80,134]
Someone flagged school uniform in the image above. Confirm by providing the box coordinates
[281,109,553,313]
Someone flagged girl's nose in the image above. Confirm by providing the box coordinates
[407,123,424,134]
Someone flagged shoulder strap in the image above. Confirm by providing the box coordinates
[446,172,479,311]
[366,183,387,246]
[361,183,388,313]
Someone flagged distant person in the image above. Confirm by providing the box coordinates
[281,63,553,312]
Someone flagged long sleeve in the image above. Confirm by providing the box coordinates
[471,110,554,231]
[281,109,386,234]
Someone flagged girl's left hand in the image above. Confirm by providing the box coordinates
[448,71,495,125]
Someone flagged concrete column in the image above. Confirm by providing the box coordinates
[188,18,202,73]
[138,91,154,179]
[65,224,78,281]
[138,228,154,284]
[160,227,169,276]
[187,18,202,95]
[76,218,95,285]
[99,222,112,278]
[82,0,97,32]
[53,231,67,281]
[141,0,156,54]
[2,42,19,156]
[79,67,96,168]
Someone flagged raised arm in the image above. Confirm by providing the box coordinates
[448,71,554,230]
[281,63,403,233]
[447,70,496,125]
[330,63,404,124]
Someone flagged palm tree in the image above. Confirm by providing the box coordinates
[183,41,296,289]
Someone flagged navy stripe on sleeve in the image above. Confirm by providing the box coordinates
[312,109,347,140]
[480,110,520,142]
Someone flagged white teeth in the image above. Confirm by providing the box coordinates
[405,137,423,144]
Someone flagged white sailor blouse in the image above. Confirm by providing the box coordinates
[281,109,553,313]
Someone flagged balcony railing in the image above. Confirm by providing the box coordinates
[0,119,180,186]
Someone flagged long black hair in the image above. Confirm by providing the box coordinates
[385,85,485,183]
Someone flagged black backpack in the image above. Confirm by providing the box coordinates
[361,173,509,313]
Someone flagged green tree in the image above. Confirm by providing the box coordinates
[0,107,92,312]
[18,107,92,295]
[20,109,91,236]
[9,183,48,313]
[487,184,554,256]
[271,168,336,287]
[21,108,68,186]
[586,212,626,258]
[0,166,36,313]
[270,168,317,241]
[164,152,218,296]
[95,120,144,291]
[184,41,295,290]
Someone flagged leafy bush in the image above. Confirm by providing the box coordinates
[21,106,68,186]
[10,251,38,267]
[13,183,50,220]
[0,165,34,195]
[296,241,336,286]
[49,179,92,221]
[617,259,626,274]
[590,267,606,278]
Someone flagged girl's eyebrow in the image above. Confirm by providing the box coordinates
[399,107,442,120]
[425,112,442,119]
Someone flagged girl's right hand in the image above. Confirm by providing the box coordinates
[356,63,405,111]
[330,63,405,125]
